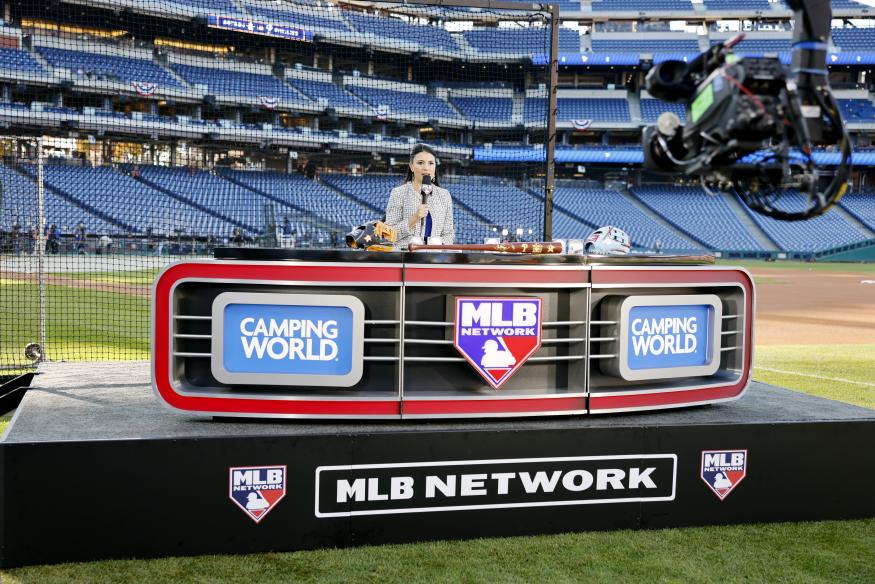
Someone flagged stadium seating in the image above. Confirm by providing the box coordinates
[220,169,376,237]
[244,5,351,32]
[839,191,875,232]
[831,28,875,50]
[838,99,875,123]
[462,28,579,54]
[640,99,686,123]
[554,185,698,250]
[591,39,699,53]
[24,164,235,236]
[741,191,870,252]
[344,12,458,52]
[441,176,543,239]
[136,166,299,234]
[702,0,771,10]
[525,98,630,123]
[168,0,238,14]
[287,77,365,109]
[449,97,513,122]
[0,48,44,74]
[0,165,118,234]
[37,47,184,88]
[631,186,766,250]
[171,63,304,100]
[710,38,791,53]
[590,0,693,10]
[346,86,460,119]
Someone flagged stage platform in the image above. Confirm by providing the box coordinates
[2,362,874,567]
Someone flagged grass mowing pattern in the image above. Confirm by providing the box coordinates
[754,345,875,410]
[1,519,873,583]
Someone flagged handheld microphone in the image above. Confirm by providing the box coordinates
[419,174,432,239]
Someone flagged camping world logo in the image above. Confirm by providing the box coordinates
[229,465,287,523]
[701,450,747,501]
[454,297,542,389]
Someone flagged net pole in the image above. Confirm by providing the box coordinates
[543,3,559,241]
[36,137,46,363]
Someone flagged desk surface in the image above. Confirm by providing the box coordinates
[214,247,715,266]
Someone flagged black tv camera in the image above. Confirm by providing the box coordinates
[641,0,852,221]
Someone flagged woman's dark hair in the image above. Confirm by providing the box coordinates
[404,143,440,187]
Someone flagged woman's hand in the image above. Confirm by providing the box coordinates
[408,204,429,229]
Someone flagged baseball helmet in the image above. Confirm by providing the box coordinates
[346,220,398,252]
[584,225,631,255]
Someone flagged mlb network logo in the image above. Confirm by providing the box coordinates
[229,465,287,523]
[454,297,542,389]
[701,450,747,501]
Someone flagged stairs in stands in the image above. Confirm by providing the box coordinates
[834,204,875,239]
[721,191,781,251]
[619,189,705,249]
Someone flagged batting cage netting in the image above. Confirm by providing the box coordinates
[0,0,556,371]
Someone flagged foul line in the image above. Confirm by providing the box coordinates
[757,367,875,388]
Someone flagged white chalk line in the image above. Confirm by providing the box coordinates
[756,367,875,388]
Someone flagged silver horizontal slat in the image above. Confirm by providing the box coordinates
[364,338,400,344]
[527,355,584,362]
[405,339,453,345]
[721,330,739,335]
[589,354,616,359]
[722,314,739,320]
[544,320,586,326]
[588,337,615,342]
[175,315,211,321]
[365,320,400,325]
[590,320,617,325]
[174,333,211,339]
[363,356,400,362]
[406,320,452,327]
[541,337,586,344]
[173,352,210,358]
[404,356,465,362]
[720,346,740,352]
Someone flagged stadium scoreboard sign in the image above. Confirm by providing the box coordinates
[211,292,365,387]
[603,294,722,381]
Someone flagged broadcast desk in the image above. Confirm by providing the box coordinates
[151,248,753,419]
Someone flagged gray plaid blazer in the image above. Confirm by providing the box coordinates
[385,182,455,250]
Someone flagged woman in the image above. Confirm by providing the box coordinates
[385,143,455,250]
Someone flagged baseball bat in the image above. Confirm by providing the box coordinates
[408,241,564,253]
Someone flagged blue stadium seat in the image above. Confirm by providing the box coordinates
[171,63,305,101]
[347,85,460,119]
[245,5,351,32]
[463,28,579,54]
[591,39,699,53]
[632,186,766,251]
[344,12,458,52]
[222,169,376,238]
[640,99,686,123]
[742,191,870,251]
[525,98,630,123]
[287,78,365,109]
[450,97,513,122]
[0,48,44,74]
[554,185,699,250]
[591,0,692,10]
[37,47,183,88]
[702,0,771,9]
[839,99,875,123]
[831,28,875,50]
[710,38,791,54]
[0,165,118,235]
[839,191,875,232]
[25,164,235,236]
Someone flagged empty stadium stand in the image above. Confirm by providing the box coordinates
[346,85,460,120]
[462,28,579,54]
[37,47,184,88]
[0,47,44,74]
[591,38,699,53]
[287,77,365,109]
[839,99,875,123]
[554,185,699,250]
[344,12,458,52]
[640,99,686,123]
[449,96,513,122]
[840,191,875,232]
[590,0,692,10]
[632,186,767,251]
[170,63,303,100]
[741,191,871,252]
[525,98,630,123]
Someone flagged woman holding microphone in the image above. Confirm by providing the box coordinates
[385,143,455,250]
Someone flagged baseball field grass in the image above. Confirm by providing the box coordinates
[1,258,873,581]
